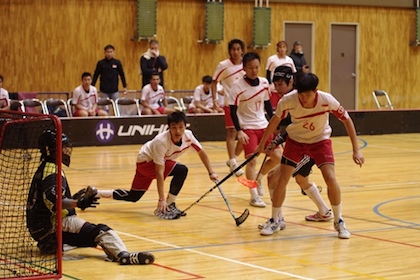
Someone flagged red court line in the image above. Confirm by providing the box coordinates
[152,263,205,279]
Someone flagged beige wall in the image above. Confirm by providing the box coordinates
[1,0,419,109]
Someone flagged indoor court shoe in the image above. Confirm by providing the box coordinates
[305,209,334,222]
[119,251,155,265]
[226,160,245,177]
[168,202,186,216]
[154,209,180,220]
[256,179,264,197]
[258,217,286,230]
[334,219,351,239]
[260,218,286,236]
[249,196,266,208]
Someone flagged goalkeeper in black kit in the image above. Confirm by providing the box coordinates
[26,129,154,265]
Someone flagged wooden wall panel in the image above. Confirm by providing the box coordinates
[0,0,419,109]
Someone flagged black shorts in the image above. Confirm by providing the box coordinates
[292,155,315,178]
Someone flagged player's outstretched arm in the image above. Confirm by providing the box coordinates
[255,115,282,155]
[197,149,219,182]
[342,117,365,167]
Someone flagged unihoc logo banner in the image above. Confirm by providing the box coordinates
[95,120,115,143]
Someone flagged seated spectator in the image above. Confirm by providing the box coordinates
[72,72,108,117]
[0,75,11,111]
[189,75,224,114]
[140,73,174,115]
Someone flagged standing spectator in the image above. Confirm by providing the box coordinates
[92,44,127,101]
[72,72,108,117]
[211,38,246,177]
[0,75,11,111]
[189,75,223,114]
[27,129,154,264]
[140,72,174,115]
[229,52,282,208]
[266,41,297,84]
[81,112,219,220]
[255,72,364,238]
[290,41,310,73]
[140,39,168,88]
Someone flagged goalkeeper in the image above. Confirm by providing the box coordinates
[26,129,154,265]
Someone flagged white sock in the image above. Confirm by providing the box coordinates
[167,193,177,205]
[250,187,259,198]
[229,158,237,166]
[304,183,329,214]
[96,190,113,198]
[331,204,342,223]
[272,207,282,223]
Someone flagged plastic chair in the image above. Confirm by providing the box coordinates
[180,96,194,112]
[67,99,74,117]
[165,96,182,111]
[20,98,46,114]
[97,97,118,116]
[44,98,70,117]
[115,98,141,116]
[372,90,394,110]
[9,99,23,111]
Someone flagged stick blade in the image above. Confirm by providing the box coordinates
[235,208,250,226]
[237,177,258,189]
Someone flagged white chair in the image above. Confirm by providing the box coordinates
[165,96,182,111]
[67,99,75,117]
[20,98,46,114]
[180,96,194,112]
[44,98,70,117]
[372,90,394,110]
[97,97,118,116]
[115,98,141,116]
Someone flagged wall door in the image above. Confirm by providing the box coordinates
[284,23,313,72]
[330,24,358,109]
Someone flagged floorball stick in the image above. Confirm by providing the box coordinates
[237,154,268,188]
[216,183,249,226]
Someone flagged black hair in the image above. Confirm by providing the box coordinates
[228,38,245,52]
[202,75,213,84]
[0,75,3,82]
[242,52,260,67]
[81,72,92,80]
[294,72,319,93]
[150,71,160,79]
[104,44,115,51]
[150,39,159,45]
[167,111,187,126]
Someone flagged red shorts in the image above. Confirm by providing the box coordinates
[223,106,234,129]
[131,160,177,191]
[156,106,165,114]
[283,138,334,167]
[242,129,274,158]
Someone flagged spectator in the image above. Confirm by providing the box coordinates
[290,41,310,73]
[140,39,168,88]
[189,75,223,114]
[140,72,174,115]
[0,75,11,111]
[72,72,107,117]
[92,44,127,101]
[27,129,154,265]
[266,41,297,84]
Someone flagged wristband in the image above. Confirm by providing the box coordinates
[158,197,165,201]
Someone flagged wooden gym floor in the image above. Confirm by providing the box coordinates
[62,133,420,280]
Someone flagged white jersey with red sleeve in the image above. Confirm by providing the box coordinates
[141,84,165,110]
[0,88,10,108]
[189,84,214,109]
[137,129,202,165]
[72,85,98,110]
[228,76,271,130]
[275,90,349,144]
[266,55,297,82]
[212,58,245,103]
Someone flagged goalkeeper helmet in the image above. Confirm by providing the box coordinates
[39,129,72,166]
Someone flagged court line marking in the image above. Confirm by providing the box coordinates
[116,231,315,280]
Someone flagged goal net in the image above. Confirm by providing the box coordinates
[0,111,62,279]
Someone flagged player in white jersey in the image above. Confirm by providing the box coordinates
[255,72,364,238]
[90,112,219,220]
[211,39,246,177]
[229,52,281,208]
[72,72,108,117]
[0,75,10,110]
[189,75,223,113]
[266,41,297,84]
[140,72,174,115]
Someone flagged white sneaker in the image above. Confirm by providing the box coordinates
[260,218,286,236]
[226,160,245,177]
[249,196,266,208]
[256,179,264,197]
[334,219,351,239]
[305,209,334,222]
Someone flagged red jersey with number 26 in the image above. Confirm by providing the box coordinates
[275,90,349,144]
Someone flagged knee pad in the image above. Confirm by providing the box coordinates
[80,223,111,246]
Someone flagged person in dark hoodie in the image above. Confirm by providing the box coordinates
[289,41,310,73]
